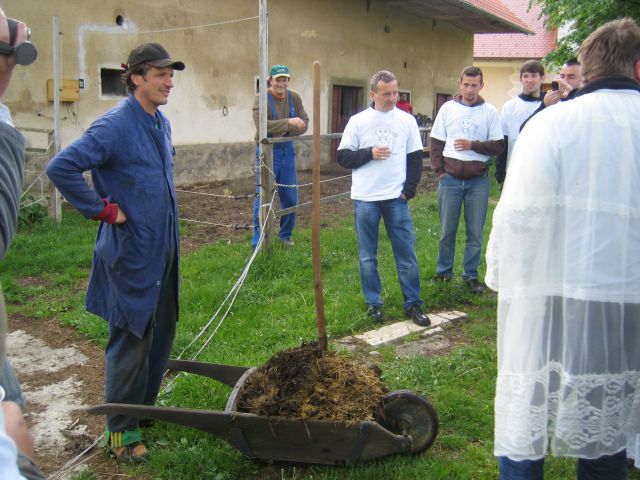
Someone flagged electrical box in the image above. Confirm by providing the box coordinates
[47,79,80,102]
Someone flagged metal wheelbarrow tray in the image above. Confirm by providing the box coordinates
[87,359,438,465]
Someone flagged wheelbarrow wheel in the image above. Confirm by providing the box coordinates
[378,390,438,454]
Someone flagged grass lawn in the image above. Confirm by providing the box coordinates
[2,177,637,480]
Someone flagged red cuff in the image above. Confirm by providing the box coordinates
[91,199,119,224]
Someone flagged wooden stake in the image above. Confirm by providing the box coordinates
[257,0,272,252]
[311,61,327,353]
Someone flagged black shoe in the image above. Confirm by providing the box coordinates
[465,278,485,294]
[367,305,383,323]
[432,273,452,282]
[405,305,431,327]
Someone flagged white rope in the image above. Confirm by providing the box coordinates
[297,173,352,188]
[163,190,277,392]
[176,189,276,358]
[48,434,103,480]
[176,188,254,199]
[260,160,351,189]
[20,167,49,200]
[19,198,46,209]
[178,217,252,229]
[135,16,258,34]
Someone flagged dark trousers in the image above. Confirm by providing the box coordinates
[498,450,628,480]
[104,259,177,433]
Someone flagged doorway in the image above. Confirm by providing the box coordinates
[434,93,453,118]
[331,85,364,163]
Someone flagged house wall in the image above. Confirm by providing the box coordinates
[5,0,471,185]
[474,59,558,112]
[474,60,523,111]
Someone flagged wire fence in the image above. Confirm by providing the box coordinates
[28,9,432,479]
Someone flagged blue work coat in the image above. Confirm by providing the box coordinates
[46,95,179,338]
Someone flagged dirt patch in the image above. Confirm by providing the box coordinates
[237,343,387,423]
[15,276,51,289]
[6,313,132,479]
[176,165,437,252]
[395,334,454,358]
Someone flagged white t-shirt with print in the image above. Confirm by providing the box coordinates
[430,100,502,162]
[500,96,541,166]
[338,107,423,201]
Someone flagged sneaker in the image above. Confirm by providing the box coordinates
[432,273,452,282]
[405,305,431,327]
[465,278,485,294]
[280,237,295,247]
[109,441,149,464]
[367,305,383,323]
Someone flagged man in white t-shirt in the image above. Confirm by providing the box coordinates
[337,70,430,326]
[430,66,504,293]
[495,60,545,186]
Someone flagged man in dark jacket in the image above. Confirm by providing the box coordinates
[47,43,184,463]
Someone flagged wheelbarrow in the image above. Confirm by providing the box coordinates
[87,359,438,465]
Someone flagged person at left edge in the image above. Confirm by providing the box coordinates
[46,42,184,464]
[0,7,45,479]
[252,64,308,248]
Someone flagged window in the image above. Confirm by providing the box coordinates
[100,68,126,97]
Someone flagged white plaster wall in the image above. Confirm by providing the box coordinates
[4,0,471,150]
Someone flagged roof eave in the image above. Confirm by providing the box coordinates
[459,2,534,34]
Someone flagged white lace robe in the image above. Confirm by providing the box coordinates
[486,86,640,460]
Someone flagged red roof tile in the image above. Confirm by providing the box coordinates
[473,0,557,59]
[462,0,532,33]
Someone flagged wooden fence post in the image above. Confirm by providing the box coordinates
[47,131,62,222]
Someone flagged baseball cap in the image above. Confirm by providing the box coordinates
[270,64,290,78]
[123,42,185,71]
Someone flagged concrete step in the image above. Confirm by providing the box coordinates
[351,310,467,347]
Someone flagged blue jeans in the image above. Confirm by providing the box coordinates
[354,198,423,311]
[498,450,628,480]
[252,142,298,247]
[104,259,177,434]
[436,173,489,280]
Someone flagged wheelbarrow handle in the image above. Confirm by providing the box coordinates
[166,359,251,387]
[87,404,235,440]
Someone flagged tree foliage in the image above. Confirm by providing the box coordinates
[532,0,640,67]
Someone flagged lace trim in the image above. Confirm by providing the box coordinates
[495,362,640,458]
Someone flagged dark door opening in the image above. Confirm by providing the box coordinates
[434,93,453,118]
[331,85,364,163]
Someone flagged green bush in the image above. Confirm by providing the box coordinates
[18,196,47,229]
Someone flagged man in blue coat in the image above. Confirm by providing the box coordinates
[46,43,184,463]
